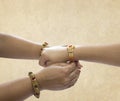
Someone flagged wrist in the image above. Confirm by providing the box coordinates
[31,44,42,60]
[28,72,40,98]
[35,72,44,91]
[66,45,79,62]
[33,42,48,60]
[61,47,69,62]
[74,46,80,60]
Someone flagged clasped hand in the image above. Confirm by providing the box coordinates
[37,46,82,91]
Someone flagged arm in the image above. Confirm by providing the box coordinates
[0,33,42,59]
[74,44,120,66]
[40,44,120,66]
[0,77,33,101]
[0,63,81,101]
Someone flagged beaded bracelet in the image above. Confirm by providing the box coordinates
[41,42,48,49]
[28,72,40,98]
[40,42,48,56]
[67,45,75,61]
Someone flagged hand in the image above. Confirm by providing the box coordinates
[39,46,68,67]
[35,62,82,91]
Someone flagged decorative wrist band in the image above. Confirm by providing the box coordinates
[40,42,48,56]
[28,72,40,98]
[41,42,48,49]
[67,45,75,61]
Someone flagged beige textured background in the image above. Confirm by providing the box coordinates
[0,0,120,101]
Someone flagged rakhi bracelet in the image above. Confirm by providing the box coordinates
[40,42,48,56]
[41,42,48,49]
[28,72,40,98]
[67,45,75,61]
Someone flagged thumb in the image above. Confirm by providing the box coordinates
[39,55,49,67]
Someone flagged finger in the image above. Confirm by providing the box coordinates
[45,61,52,66]
[70,78,79,87]
[65,62,76,73]
[77,62,83,68]
[74,61,83,69]
[67,74,80,88]
[65,75,79,88]
[63,71,80,89]
[39,55,49,67]
[69,69,80,81]
[71,74,79,84]
[48,62,69,67]
[39,56,44,66]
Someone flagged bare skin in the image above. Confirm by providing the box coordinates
[0,33,81,101]
[39,44,120,66]
[0,63,81,101]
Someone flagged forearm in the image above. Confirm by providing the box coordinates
[0,33,42,59]
[74,44,120,66]
[0,77,33,101]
